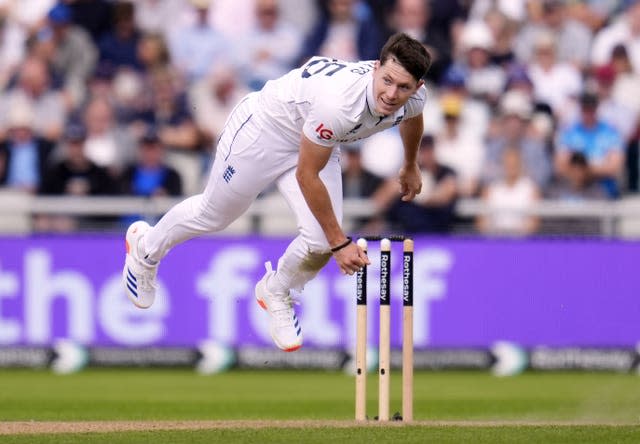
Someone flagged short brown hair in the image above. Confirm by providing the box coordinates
[379,33,431,82]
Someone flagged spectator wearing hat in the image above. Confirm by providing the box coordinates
[556,92,624,198]
[119,127,182,198]
[528,30,582,126]
[483,90,552,190]
[504,64,534,95]
[374,134,458,234]
[453,20,505,105]
[433,93,485,197]
[0,101,54,193]
[422,64,490,140]
[119,126,182,225]
[36,123,119,231]
[37,2,98,108]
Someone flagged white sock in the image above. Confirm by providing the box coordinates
[266,271,287,295]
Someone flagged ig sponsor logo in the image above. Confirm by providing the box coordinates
[315,123,334,140]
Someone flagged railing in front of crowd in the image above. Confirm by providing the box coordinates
[1,191,640,238]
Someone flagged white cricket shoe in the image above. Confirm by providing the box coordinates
[123,220,158,309]
[255,262,303,352]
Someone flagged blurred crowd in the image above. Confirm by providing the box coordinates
[0,0,638,235]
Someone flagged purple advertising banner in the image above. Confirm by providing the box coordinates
[0,236,638,348]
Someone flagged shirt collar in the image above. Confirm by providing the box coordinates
[366,77,385,118]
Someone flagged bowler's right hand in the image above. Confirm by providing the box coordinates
[333,242,370,275]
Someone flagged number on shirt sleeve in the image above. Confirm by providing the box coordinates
[301,58,347,78]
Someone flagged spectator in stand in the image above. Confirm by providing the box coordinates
[298,0,383,63]
[375,134,458,234]
[341,141,383,199]
[422,64,491,141]
[591,1,640,72]
[610,44,640,116]
[608,44,640,191]
[0,102,54,193]
[591,64,637,146]
[426,0,467,82]
[237,0,303,91]
[339,141,384,230]
[137,32,171,74]
[189,63,250,151]
[484,8,518,67]
[555,92,624,199]
[98,1,142,72]
[119,127,182,197]
[134,67,200,194]
[387,0,451,82]
[452,19,505,105]
[469,0,527,23]
[67,0,113,43]
[565,0,621,33]
[0,0,56,35]
[168,0,231,84]
[0,8,27,91]
[547,151,607,201]
[37,2,98,108]
[36,123,119,231]
[40,123,117,196]
[119,126,182,225]
[483,90,552,190]
[433,93,485,198]
[514,0,593,71]
[476,147,541,236]
[0,56,66,141]
[80,95,136,178]
[133,0,185,40]
[546,151,606,235]
[527,30,582,127]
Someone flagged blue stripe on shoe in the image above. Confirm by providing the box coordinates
[126,274,137,290]
[127,268,137,283]
[296,327,301,336]
[294,320,299,328]
[127,283,138,298]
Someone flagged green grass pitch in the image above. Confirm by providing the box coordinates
[0,369,639,443]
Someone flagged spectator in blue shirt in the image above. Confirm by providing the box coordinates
[555,92,624,198]
[0,103,53,193]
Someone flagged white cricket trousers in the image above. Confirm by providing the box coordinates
[143,92,343,291]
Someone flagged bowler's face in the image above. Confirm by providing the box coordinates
[372,58,423,116]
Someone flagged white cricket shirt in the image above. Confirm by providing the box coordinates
[257,56,427,149]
